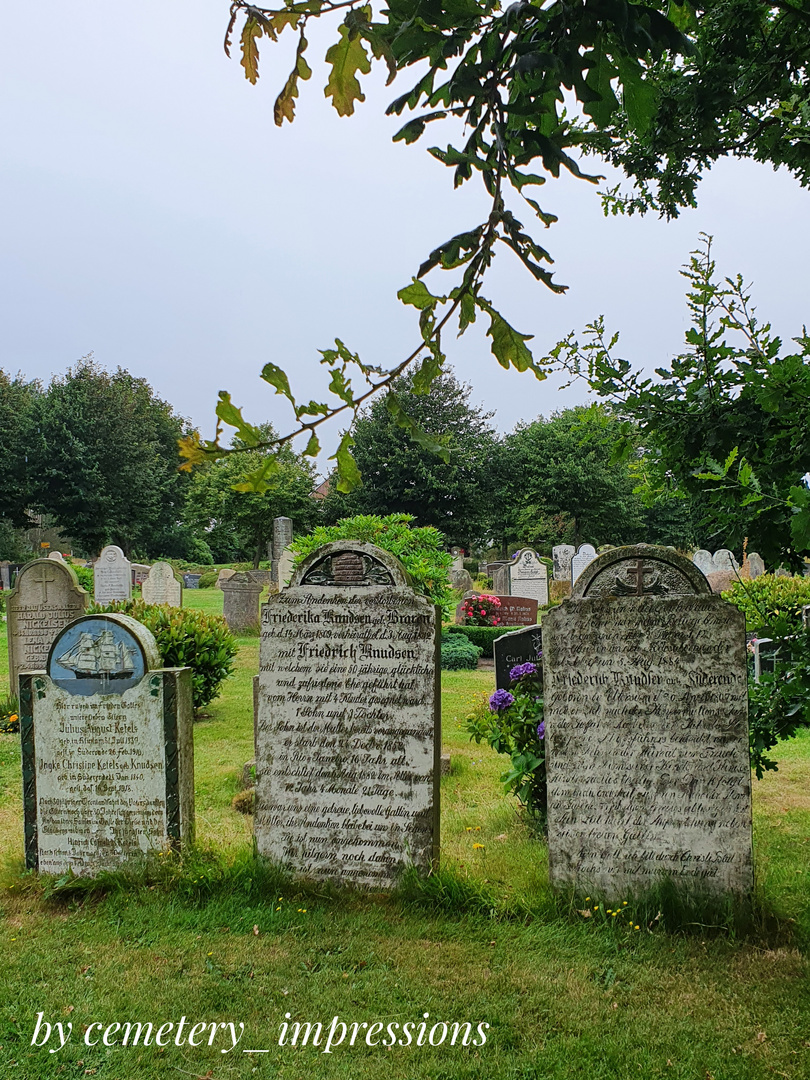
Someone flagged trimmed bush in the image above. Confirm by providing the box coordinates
[71,564,94,591]
[445,625,526,654]
[89,599,238,712]
[723,574,810,634]
[198,571,218,588]
[440,631,483,670]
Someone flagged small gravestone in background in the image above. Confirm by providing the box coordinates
[272,517,293,584]
[486,561,506,577]
[712,548,739,573]
[570,543,597,585]
[552,544,576,582]
[454,593,538,627]
[7,560,89,694]
[217,568,237,589]
[496,549,549,607]
[255,541,439,888]
[141,562,182,607]
[94,545,132,603]
[544,544,752,900]
[450,567,474,593]
[47,551,65,563]
[182,573,201,589]
[691,549,714,576]
[131,562,151,587]
[747,552,766,579]
[0,562,11,590]
[494,625,542,690]
[450,546,464,572]
[222,573,262,632]
[19,613,194,875]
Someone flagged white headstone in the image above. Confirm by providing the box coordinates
[141,561,182,607]
[552,545,576,582]
[692,549,714,577]
[94,545,132,603]
[544,545,752,900]
[450,547,464,572]
[570,543,597,585]
[507,549,549,607]
[712,548,739,573]
[20,613,194,876]
[47,551,65,562]
[255,541,440,889]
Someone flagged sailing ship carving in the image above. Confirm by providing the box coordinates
[56,630,137,679]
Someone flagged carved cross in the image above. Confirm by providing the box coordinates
[625,559,656,596]
[27,563,60,603]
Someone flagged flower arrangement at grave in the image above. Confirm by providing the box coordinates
[460,593,502,627]
[0,694,19,734]
[465,661,546,818]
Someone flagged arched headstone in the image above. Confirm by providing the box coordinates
[691,549,714,577]
[570,543,597,585]
[94,545,132,603]
[142,561,182,607]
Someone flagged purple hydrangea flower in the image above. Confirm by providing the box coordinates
[489,689,515,713]
[510,661,537,681]
[537,721,545,740]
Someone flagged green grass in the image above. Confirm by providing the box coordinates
[2,605,810,1078]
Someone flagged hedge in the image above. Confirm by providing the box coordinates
[444,624,529,654]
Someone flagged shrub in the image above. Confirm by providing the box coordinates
[89,599,238,712]
[466,661,546,817]
[291,514,454,616]
[71,564,94,591]
[440,631,482,670]
[198,571,218,588]
[723,574,810,634]
[0,693,19,734]
[462,558,479,575]
[459,593,502,627]
[748,625,810,777]
[444,625,525,654]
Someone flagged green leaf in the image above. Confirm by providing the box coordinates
[324,21,371,117]
[477,299,535,373]
[582,35,619,127]
[328,367,354,405]
[397,279,444,311]
[384,392,450,461]
[617,56,657,136]
[240,16,264,85]
[330,431,362,493]
[261,362,294,403]
[723,446,739,475]
[274,31,311,126]
[231,455,280,493]
[303,432,321,457]
[215,392,262,445]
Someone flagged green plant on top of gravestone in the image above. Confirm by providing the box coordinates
[291,513,454,614]
[89,599,238,713]
[466,662,546,819]
[440,631,482,671]
[723,574,810,636]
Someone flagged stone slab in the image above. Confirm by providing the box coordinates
[7,559,89,693]
[94,545,132,604]
[222,573,262,632]
[255,541,440,889]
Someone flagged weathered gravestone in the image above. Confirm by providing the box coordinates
[19,613,194,875]
[449,567,474,593]
[543,544,752,900]
[7,559,89,694]
[0,561,11,590]
[182,573,201,589]
[272,517,293,583]
[450,546,465,572]
[277,549,296,589]
[691,549,714,577]
[712,548,739,573]
[47,551,66,563]
[222,573,262,632]
[216,568,237,589]
[494,625,543,690]
[552,544,576,582]
[141,561,182,607]
[747,552,766,579]
[494,549,549,607]
[255,541,440,887]
[94,545,132,603]
[570,543,597,585]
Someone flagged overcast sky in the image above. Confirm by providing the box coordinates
[2,0,808,472]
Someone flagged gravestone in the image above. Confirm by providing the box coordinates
[570,543,597,585]
[255,541,440,888]
[494,625,543,690]
[774,567,791,578]
[552,545,576,582]
[712,548,739,573]
[131,562,151,587]
[691,549,714,577]
[486,561,506,577]
[747,552,766,579]
[454,593,538,627]
[0,562,10,590]
[7,560,89,694]
[216,568,237,589]
[47,551,66,563]
[19,612,194,875]
[543,544,752,900]
[141,561,182,607]
[450,547,465,572]
[182,573,201,589]
[222,573,262,632]
[272,517,293,582]
[277,548,296,589]
[449,567,474,593]
[94,545,132,603]
[491,563,510,595]
[498,549,549,607]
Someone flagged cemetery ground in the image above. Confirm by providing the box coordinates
[1,596,810,1078]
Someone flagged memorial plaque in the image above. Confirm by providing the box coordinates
[544,545,752,900]
[570,544,597,585]
[94,545,132,603]
[222,573,262,632]
[19,613,194,876]
[141,561,182,607]
[255,540,440,888]
[552,544,576,582]
[7,559,89,694]
[494,625,543,690]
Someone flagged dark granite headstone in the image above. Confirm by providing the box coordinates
[494,625,543,690]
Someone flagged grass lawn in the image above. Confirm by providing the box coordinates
[1,592,810,1079]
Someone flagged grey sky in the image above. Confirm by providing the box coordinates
[2,0,808,468]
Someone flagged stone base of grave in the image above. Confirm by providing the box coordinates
[549,580,571,602]
[241,760,256,789]
[440,753,451,776]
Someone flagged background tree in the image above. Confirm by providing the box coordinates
[23,358,192,558]
[0,370,39,532]
[183,428,318,566]
[494,406,646,553]
[546,239,810,564]
[322,372,497,549]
